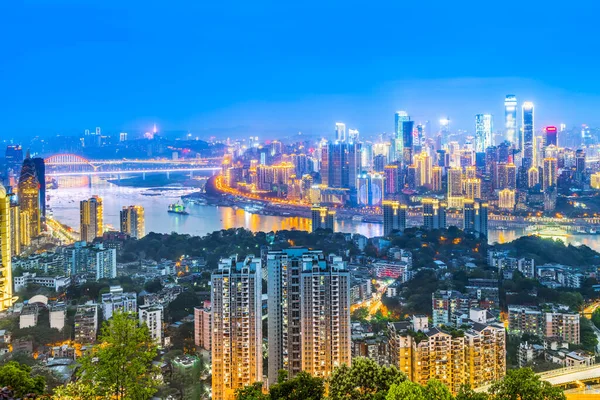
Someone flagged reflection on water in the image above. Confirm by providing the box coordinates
[48,182,600,251]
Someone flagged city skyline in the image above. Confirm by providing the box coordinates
[2,2,600,138]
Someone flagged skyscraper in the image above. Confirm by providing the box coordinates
[521,102,535,169]
[32,158,46,219]
[447,167,464,209]
[504,95,517,144]
[311,206,334,232]
[422,198,447,230]
[542,158,558,190]
[300,253,350,378]
[5,145,23,184]
[463,199,488,238]
[17,153,41,239]
[475,114,493,153]
[543,126,558,148]
[382,200,406,235]
[80,196,103,243]
[120,205,145,239]
[211,256,262,400]
[394,111,410,163]
[0,186,14,311]
[335,123,346,142]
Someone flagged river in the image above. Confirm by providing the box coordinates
[47,181,600,251]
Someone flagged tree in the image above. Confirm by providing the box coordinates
[386,379,453,400]
[351,307,369,322]
[269,371,324,400]
[64,312,159,400]
[328,357,406,400]
[235,382,268,400]
[0,361,45,398]
[455,385,489,400]
[489,368,565,400]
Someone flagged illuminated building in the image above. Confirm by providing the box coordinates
[357,174,370,206]
[321,142,362,189]
[389,317,506,395]
[80,196,103,243]
[335,122,346,142]
[5,145,23,185]
[504,95,518,144]
[528,167,539,188]
[101,285,137,320]
[74,303,98,344]
[8,203,20,257]
[463,178,481,200]
[384,165,400,196]
[0,186,14,311]
[194,302,212,351]
[373,154,387,172]
[348,128,359,143]
[475,114,493,153]
[300,254,350,378]
[464,166,477,179]
[256,165,275,191]
[542,158,558,190]
[432,166,443,192]
[447,167,464,209]
[19,211,30,248]
[120,205,145,239]
[414,152,432,187]
[463,199,488,238]
[370,173,384,206]
[575,149,586,177]
[422,198,447,230]
[311,206,334,232]
[521,102,535,169]
[406,165,417,190]
[496,163,516,190]
[591,172,600,189]
[17,153,41,239]
[394,111,410,163]
[211,256,262,400]
[498,189,516,210]
[438,118,450,150]
[32,158,45,220]
[544,126,558,147]
[383,200,406,235]
[301,174,313,199]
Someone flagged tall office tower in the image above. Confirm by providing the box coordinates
[394,111,410,163]
[384,165,400,197]
[464,166,477,179]
[311,206,334,232]
[415,124,425,153]
[348,129,359,143]
[544,126,558,147]
[120,205,145,239]
[475,114,493,153]
[32,158,45,219]
[5,145,23,183]
[528,167,540,188]
[211,256,262,400]
[496,163,516,190]
[382,200,406,235]
[432,167,443,192]
[498,188,516,210]
[463,178,482,200]
[414,152,432,187]
[348,142,362,190]
[335,123,346,142]
[402,120,415,165]
[542,158,558,190]
[0,186,14,311]
[436,149,448,167]
[321,142,359,188]
[504,95,518,144]
[463,199,488,238]
[422,198,446,230]
[438,118,450,150]
[139,304,163,345]
[406,166,417,190]
[497,142,511,163]
[80,196,103,243]
[373,154,387,172]
[361,142,373,170]
[300,253,350,378]
[575,149,586,176]
[447,167,464,209]
[485,146,498,176]
[521,102,535,169]
[17,153,41,239]
[356,174,370,206]
[8,203,20,256]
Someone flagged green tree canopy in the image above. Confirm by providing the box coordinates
[328,357,407,400]
[489,368,565,400]
[235,382,268,400]
[269,371,325,400]
[60,312,159,400]
[0,361,45,398]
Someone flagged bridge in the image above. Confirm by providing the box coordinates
[44,154,222,177]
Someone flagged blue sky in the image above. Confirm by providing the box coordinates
[1,1,599,139]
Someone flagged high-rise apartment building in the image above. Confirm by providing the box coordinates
[194,301,212,351]
[211,256,262,400]
[320,142,362,189]
[120,205,145,239]
[475,114,493,153]
[508,306,580,344]
[8,203,20,257]
[74,303,98,344]
[447,167,464,209]
[18,153,41,239]
[463,178,482,201]
[311,206,334,232]
[498,189,516,210]
[542,157,558,190]
[422,198,447,230]
[80,196,103,243]
[5,145,23,184]
[463,199,488,238]
[300,254,351,378]
[504,95,517,144]
[382,200,406,236]
[521,102,535,169]
[0,186,14,311]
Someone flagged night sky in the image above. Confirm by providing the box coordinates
[2,1,599,139]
